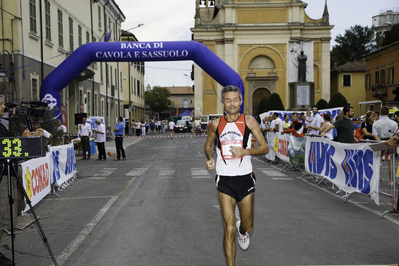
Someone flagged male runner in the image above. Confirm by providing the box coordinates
[204,85,269,266]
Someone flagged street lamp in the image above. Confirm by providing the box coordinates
[119,23,144,41]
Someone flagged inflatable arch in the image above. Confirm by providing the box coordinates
[40,41,245,118]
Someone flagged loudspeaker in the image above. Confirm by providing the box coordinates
[74,113,87,125]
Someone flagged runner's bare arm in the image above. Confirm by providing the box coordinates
[230,116,269,157]
[204,119,218,170]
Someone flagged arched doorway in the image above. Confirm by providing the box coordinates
[252,88,271,115]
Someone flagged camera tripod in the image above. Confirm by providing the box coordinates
[0,159,58,265]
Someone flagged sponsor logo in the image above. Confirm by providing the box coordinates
[42,94,57,109]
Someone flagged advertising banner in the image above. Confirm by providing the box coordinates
[305,138,380,204]
[49,143,77,186]
[289,136,306,167]
[274,133,290,163]
[21,153,51,212]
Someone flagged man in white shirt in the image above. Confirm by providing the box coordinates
[372,106,398,141]
[273,113,284,133]
[79,117,92,160]
[306,105,323,135]
[94,119,106,161]
[168,119,175,139]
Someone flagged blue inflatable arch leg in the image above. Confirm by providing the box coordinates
[40,41,245,118]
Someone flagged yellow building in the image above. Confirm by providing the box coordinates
[330,61,366,116]
[191,0,333,116]
[0,0,127,134]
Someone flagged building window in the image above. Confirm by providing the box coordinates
[110,66,113,85]
[45,0,51,41]
[387,67,394,85]
[104,13,107,31]
[365,73,370,90]
[69,17,73,51]
[380,68,386,84]
[134,78,136,94]
[106,63,109,85]
[101,100,104,116]
[86,31,90,43]
[78,25,82,46]
[100,62,103,83]
[120,72,123,91]
[98,6,101,29]
[113,23,116,42]
[87,92,91,115]
[29,0,37,33]
[342,74,351,87]
[115,68,117,88]
[94,94,97,116]
[183,99,188,108]
[137,80,140,96]
[57,9,63,47]
[375,70,379,84]
[32,78,38,100]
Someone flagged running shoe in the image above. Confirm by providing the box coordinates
[236,220,250,250]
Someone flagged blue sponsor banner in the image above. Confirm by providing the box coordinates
[305,137,380,204]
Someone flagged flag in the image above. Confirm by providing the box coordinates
[100,28,112,42]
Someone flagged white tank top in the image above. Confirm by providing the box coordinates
[215,114,253,176]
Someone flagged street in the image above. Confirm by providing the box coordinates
[1,133,399,266]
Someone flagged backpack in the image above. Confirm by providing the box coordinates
[354,126,363,143]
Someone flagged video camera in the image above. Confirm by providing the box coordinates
[5,101,48,132]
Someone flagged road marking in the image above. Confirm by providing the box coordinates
[125,168,148,177]
[191,169,210,178]
[258,169,287,177]
[53,176,136,266]
[158,168,175,178]
[90,168,117,180]
[271,177,293,180]
[54,196,118,266]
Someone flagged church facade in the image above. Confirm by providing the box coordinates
[191,0,333,116]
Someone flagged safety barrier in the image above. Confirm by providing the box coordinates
[264,132,398,215]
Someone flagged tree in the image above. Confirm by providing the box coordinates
[256,97,268,116]
[331,25,375,67]
[328,92,348,108]
[145,86,172,113]
[264,93,284,111]
[381,23,399,47]
[316,98,328,110]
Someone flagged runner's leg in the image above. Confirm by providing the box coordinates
[218,191,237,266]
[237,192,254,233]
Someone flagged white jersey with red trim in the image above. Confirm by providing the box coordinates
[215,114,253,176]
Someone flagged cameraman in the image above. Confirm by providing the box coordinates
[0,96,43,264]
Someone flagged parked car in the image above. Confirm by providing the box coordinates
[174,120,188,133]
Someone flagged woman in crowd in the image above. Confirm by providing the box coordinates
[361,111,376,140]
[319,113,334,140]
[283,114,292,130]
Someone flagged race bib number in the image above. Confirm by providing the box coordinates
[221,139,243,160]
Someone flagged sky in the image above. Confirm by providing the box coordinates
[115,0,399,89]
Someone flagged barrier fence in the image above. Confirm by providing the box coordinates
[264,132,399,215]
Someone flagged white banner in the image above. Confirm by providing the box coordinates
[305,138,380,204]
[260,107,343,122]
[274,133,290,163]
[49,143,77,186]
[21,153,51,212]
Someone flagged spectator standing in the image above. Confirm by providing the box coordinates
[318,113,334,140]
[135,120,141,137]
[131,120,135,136]
[267,115,275,132]
[273,112,284,133]
[168,119,175,139]
[306,105,323,135]
[193,117,201,136]
[113,116,126,161]
[79,117,92,160]
[283,114,292,130]
[141,120,146,136]
[320,106,355,143]
[372,106,398,141]
[94,119,106,161]
[361,111,376,140]
[281,112,303,138]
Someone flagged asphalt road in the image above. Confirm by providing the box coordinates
[1,133,399,266]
